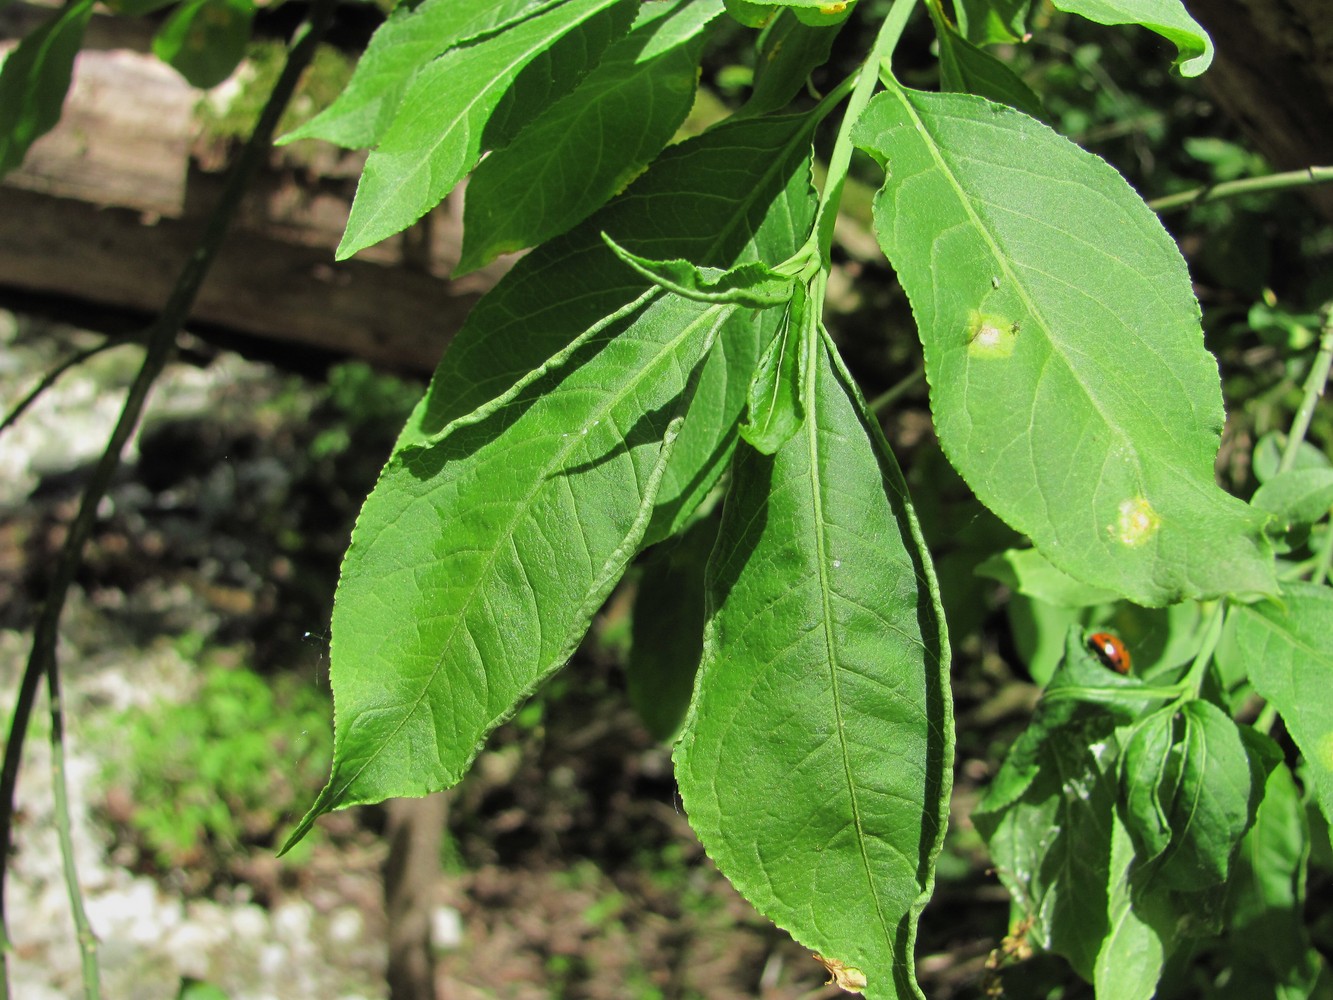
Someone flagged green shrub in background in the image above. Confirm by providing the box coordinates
[101,660,332,882]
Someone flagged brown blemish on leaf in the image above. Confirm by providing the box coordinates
[815,954,867,993]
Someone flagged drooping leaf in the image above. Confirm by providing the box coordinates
[1051,0,1213,77]
[1226,583,1333,829]
[603,234,795,306]
[738,282,807,454]
[279,0,565,148]
[949,0,1031,45]
[928,3,1045,120]
[284,114,819,848]
[1250,468,1333,528]
[458,0,720,273]
[1216,762,1326,999]
[151,0,255,89]
[336,0,634,259]
[973,704,1121,980]
[1093,813,1169,1000]
[854,85,1276,607]
[285,293,732,845]
[976,547,1119,607]
[627,513,718,741]
[0,0,95,178]
[1119,701,1267,890]
[675,333,952,999]
[741,9,839,117]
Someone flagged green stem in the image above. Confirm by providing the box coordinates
[1278,303,1333,474]
[0,1,338,992]
[1178,602,1226,701]
[1312,509,1333,587]
[1149,166,1333,214]
[0,337,131,438]
[810,0,919,266]
[868,364,925,414]
[48,664,99,999]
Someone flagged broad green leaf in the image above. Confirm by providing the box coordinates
[627,514,717,741]
[286,293,733,845]
[336,0,631,259]
[675,334,952,999]
[1119,706,1175,862]
[976,547,1119,607]
[738,284,807,453]
[279,0,564,148]
[1217,763,1325,999]
[0,0,95,178]
[1251,468,1333,528]
[603,235,795,306]
[741,10,839,117]
[1227,583,1333,828]
[1094,813,1167,1000]
[853,86,1276,607]
[973,704,1120,980]
[928,3,1045,120]
[458,0,720,273]
[1051,0,1213,77]
[151,0,254,89]
[949,0,1031,45]
[1127,702,1266,891]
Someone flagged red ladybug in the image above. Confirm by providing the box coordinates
[1087,632,1131,674]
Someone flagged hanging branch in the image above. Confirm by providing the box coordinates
[1149,165,1333,214]
[0,1,338,993]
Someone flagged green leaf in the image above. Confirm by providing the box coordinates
[1217,762,1326,999]
[1119,702,1267,891]
[458,0,720,273]
[928,3,1045,120]
[1227,583,1333,829]
[603,236,794,307]
[279,0,565,148]
[151,0,255,90]
[0,0,95,178]
[284,114,819,848]
[675,333,952,999]
[973,705,1120,980]
[741,10,839,117]
[976,547,1119,607]
[286,293,732,844]
[336,0,632,259]
[1252,430,1330,484]
[1093,812,1168,1000]
[949,0,1031,45]
[1051,0,1214,77]
[627,514,717,741]
[1251,468,1333,528]
[853,85,1276,607]
[738,284,807,454]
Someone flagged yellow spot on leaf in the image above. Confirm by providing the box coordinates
[815,954,867,993]
[820,1,849,12]
[1316,731,1333,773]
[966,311,1018,358]
[1111,497,1161,547]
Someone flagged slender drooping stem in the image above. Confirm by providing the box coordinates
[0,2,338,993]
[0,337,130,437]
[1278,303,1333,475]
[1149,165,1333,214]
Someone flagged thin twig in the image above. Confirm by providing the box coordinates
[0,337,130,438]
[1149,165,1333,214]
[1278,304,1333,476]
[0,2,338,993]
[868,364,925,414]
